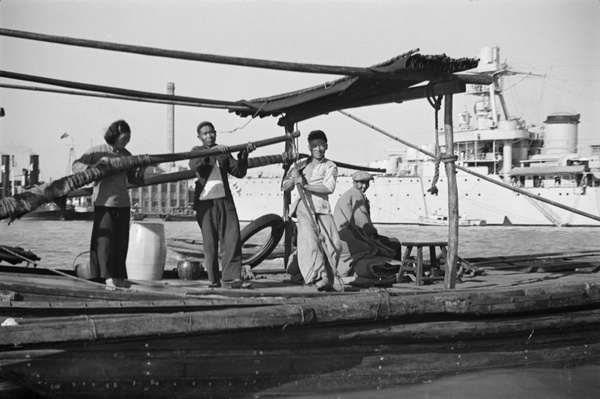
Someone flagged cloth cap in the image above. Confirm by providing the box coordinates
[352,171,374,182]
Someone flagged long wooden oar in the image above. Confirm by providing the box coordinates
[339,110,600,224]
[0,132,299,222]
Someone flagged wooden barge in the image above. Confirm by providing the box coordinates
[1,29,600,398]
[1,253,600,398]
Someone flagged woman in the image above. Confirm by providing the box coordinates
[72,120,145,288]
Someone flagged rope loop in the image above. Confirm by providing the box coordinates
[427,90,443,196]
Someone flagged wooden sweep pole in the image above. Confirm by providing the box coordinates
[0,132,299,222]
[338,110,600,224]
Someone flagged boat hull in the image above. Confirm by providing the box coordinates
[2,311,600,398]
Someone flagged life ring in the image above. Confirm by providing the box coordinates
[240,214,285,268]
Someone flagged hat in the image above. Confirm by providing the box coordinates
[352,171,374,182]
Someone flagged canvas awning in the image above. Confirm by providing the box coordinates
[230,51,480,127]
[510,165,586,176]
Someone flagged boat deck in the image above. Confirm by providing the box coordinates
[1,252,599,305]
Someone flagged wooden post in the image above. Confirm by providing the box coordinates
[282,120,295,268]
[444,94,459,289]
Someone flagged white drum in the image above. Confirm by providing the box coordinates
[126,222,167,280]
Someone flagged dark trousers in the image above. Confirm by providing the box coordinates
[195,197,242,283]
[90,206,130,279]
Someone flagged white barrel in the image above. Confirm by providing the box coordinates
[126,222,166,280]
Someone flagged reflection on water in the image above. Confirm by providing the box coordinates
[2,220,600,397]
[289,366,600,398]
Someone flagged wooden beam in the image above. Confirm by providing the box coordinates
[0,28,415,79]
[443,95,458,289]
[0,70,245,109]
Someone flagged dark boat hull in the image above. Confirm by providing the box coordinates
[2,311,600,399]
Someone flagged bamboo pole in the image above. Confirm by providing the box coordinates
[443,95,458,289]
[337,110,600,224]
[0,29,487,84]
[0,28,404,78]
[0,132,299,222]
[0,70,248,110]
[0,83,238,109]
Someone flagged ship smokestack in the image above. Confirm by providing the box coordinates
[167,82,175,170]
[1,154,10,198]
[542,113,579,155]
[29,154,39,186]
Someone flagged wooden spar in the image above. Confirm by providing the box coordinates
[144,130,300,164]
[0,28,417,79]
[0,70,248,110]
[443,95,458,289]
[298,154,386,173]
[338,110,600,224]
[0,83,239,109]
[0,29,489,85]
[0,132,299,221]
[116,154,387,190]
[283,124,296,268]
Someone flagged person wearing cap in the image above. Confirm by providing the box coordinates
[189,121,255,289]
[281,130,342,291]
[334,171,377,236]
[334,170,402,276]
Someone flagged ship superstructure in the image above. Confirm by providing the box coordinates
[234,47,600,226]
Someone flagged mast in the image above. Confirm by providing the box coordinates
[443,95,458,289]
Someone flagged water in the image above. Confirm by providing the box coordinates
[2,219,600,270]
[1,219,600,397]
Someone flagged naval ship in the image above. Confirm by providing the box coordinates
[231,47,600,226]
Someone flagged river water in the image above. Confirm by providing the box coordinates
[1,219,599,398]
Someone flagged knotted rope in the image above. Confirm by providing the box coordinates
[426,84,448,196]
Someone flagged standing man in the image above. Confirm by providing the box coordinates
[282,130,342,291]
[189,121,255,289]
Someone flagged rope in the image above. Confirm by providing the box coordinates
[0,244,38,267]
[222,100,269,134]
[426,84,444,196]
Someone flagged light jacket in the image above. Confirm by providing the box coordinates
[283,157,338,215]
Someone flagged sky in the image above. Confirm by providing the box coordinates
[1,0,599,182]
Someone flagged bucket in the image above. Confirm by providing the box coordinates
[177,260,202,280]
[126,222,167,280]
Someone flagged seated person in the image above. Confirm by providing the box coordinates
[333,171,402,279]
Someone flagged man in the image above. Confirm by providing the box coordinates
[333,171,402,276]
[282,130,342,291]
[189,121,255,289]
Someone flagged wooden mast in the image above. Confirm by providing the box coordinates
[444,94,458,289]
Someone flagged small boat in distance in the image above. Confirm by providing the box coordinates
[418,213,486,227]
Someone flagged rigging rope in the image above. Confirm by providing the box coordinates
[426,84,444,196]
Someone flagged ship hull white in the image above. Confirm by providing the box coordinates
[232,172,600,227]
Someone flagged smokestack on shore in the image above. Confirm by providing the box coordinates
[29,154,39,186]
[1,154,10,198]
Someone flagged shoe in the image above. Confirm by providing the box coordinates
[222,280,252,289]
[106,278,131,289]
[208,282,221,288]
